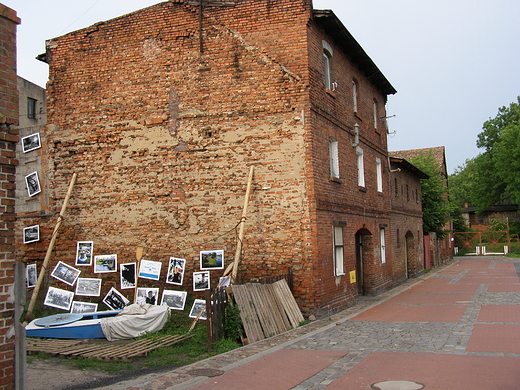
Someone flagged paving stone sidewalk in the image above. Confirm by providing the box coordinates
[96,256,520,390]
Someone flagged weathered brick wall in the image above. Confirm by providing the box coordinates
[16,0,399,316]
[18,0,323,311]
[0,5,20,389]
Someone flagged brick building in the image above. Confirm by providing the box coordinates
[15,0,425,317]
[0,4,20,389]
[388,157,428,285]
[390,146,453,268]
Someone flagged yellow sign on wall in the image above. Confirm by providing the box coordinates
[350,270,356,284]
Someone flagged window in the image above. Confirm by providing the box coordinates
[380,227,386,264]
[322,41,333,90]
[352,79,358,113]
[376,158,383,192]
[329,137,339,178]
[333,224,345,276]
[356,146,365,187]
[27,98,37,119]
[406,184,410,201]
[394,178,398,197]
[373,99,378,129]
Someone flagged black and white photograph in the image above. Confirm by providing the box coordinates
[120,262,136,289]
[188,299,207,320]
[136,287,159,305]
[21,132,41,153]
[193,271,210,291]
[166,257,185,285]
[23,225,39,244]
[71,301,98,314]
[160,290,187,311]
[138,259,162,281]
[24,171,41,197]
[26,263,37,288]
[75,241,94,266]
[103,287,129,310]
[50,261,81,286]
[94,254,117,273]
[200,250,224,270]
[75,277,102,296]
[44,286,74,311]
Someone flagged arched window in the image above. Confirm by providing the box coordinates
[322,41,333,90]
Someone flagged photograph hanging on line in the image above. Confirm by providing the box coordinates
[166,257,185,285]
[21,132,41,153]
[44,286,74,311]
[71,301,98,314]
[136,287,159,305]
[193,271,210,291]
[75,241,94,266]
[23,225,39,244]
[103,287,129,310]
[200,250,224,270]
[138,259,162,281]
[120,262,136,289]
[50,261,81,286]
[26,263,37,288]
[75,277,102,296]
[188,299,207,320]
[160,290,187,311]
[94,254,117,273]
[24,171,41,197]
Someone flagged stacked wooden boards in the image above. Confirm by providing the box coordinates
[232,279,304,343]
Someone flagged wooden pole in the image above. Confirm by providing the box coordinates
[232,166,254,283]
[25,173,77,322]
[133,246,144,303]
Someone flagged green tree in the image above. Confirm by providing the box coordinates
[408,151,450,237]
[450,97,520,214]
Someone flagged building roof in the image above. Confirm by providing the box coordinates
[313,9,397,97]
[389,157,429,179]
[389,146,447,176]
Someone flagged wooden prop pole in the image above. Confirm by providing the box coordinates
[188,166,254,333]
[25,173,77,322]
[231,165,254,283]
[133,246,144,303]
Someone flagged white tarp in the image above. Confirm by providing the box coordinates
[100,303,170,341]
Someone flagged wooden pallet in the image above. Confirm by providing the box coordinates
[232,279,304,343]
[27,334,194,361]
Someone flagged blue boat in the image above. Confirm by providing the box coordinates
[26,310,120,339]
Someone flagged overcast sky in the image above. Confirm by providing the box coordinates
[6,0,520,174]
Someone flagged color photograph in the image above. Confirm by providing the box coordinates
[138,259,162,280]
[94,254,117,273]
[200,250,224,270]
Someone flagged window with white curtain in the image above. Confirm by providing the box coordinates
[329,137,339,178]
[356,146,365,187]
[334,225,345,276]
[376,158,383,192]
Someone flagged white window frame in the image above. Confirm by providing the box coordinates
[380,227,386,264]
[373,99,378,129]
[329,137,340,178]
[333,225,345,276]
[356,146,365,187]
[376,158,383,192]
[322,41,333,90]
[352,80,358,113]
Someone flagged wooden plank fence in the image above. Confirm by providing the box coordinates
[231,279,304,344]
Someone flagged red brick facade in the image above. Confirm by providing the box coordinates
[0,4,20,389]
[15,0,424,317]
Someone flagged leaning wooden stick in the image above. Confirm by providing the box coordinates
[25,173,77,323]
[133,246,144,303]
